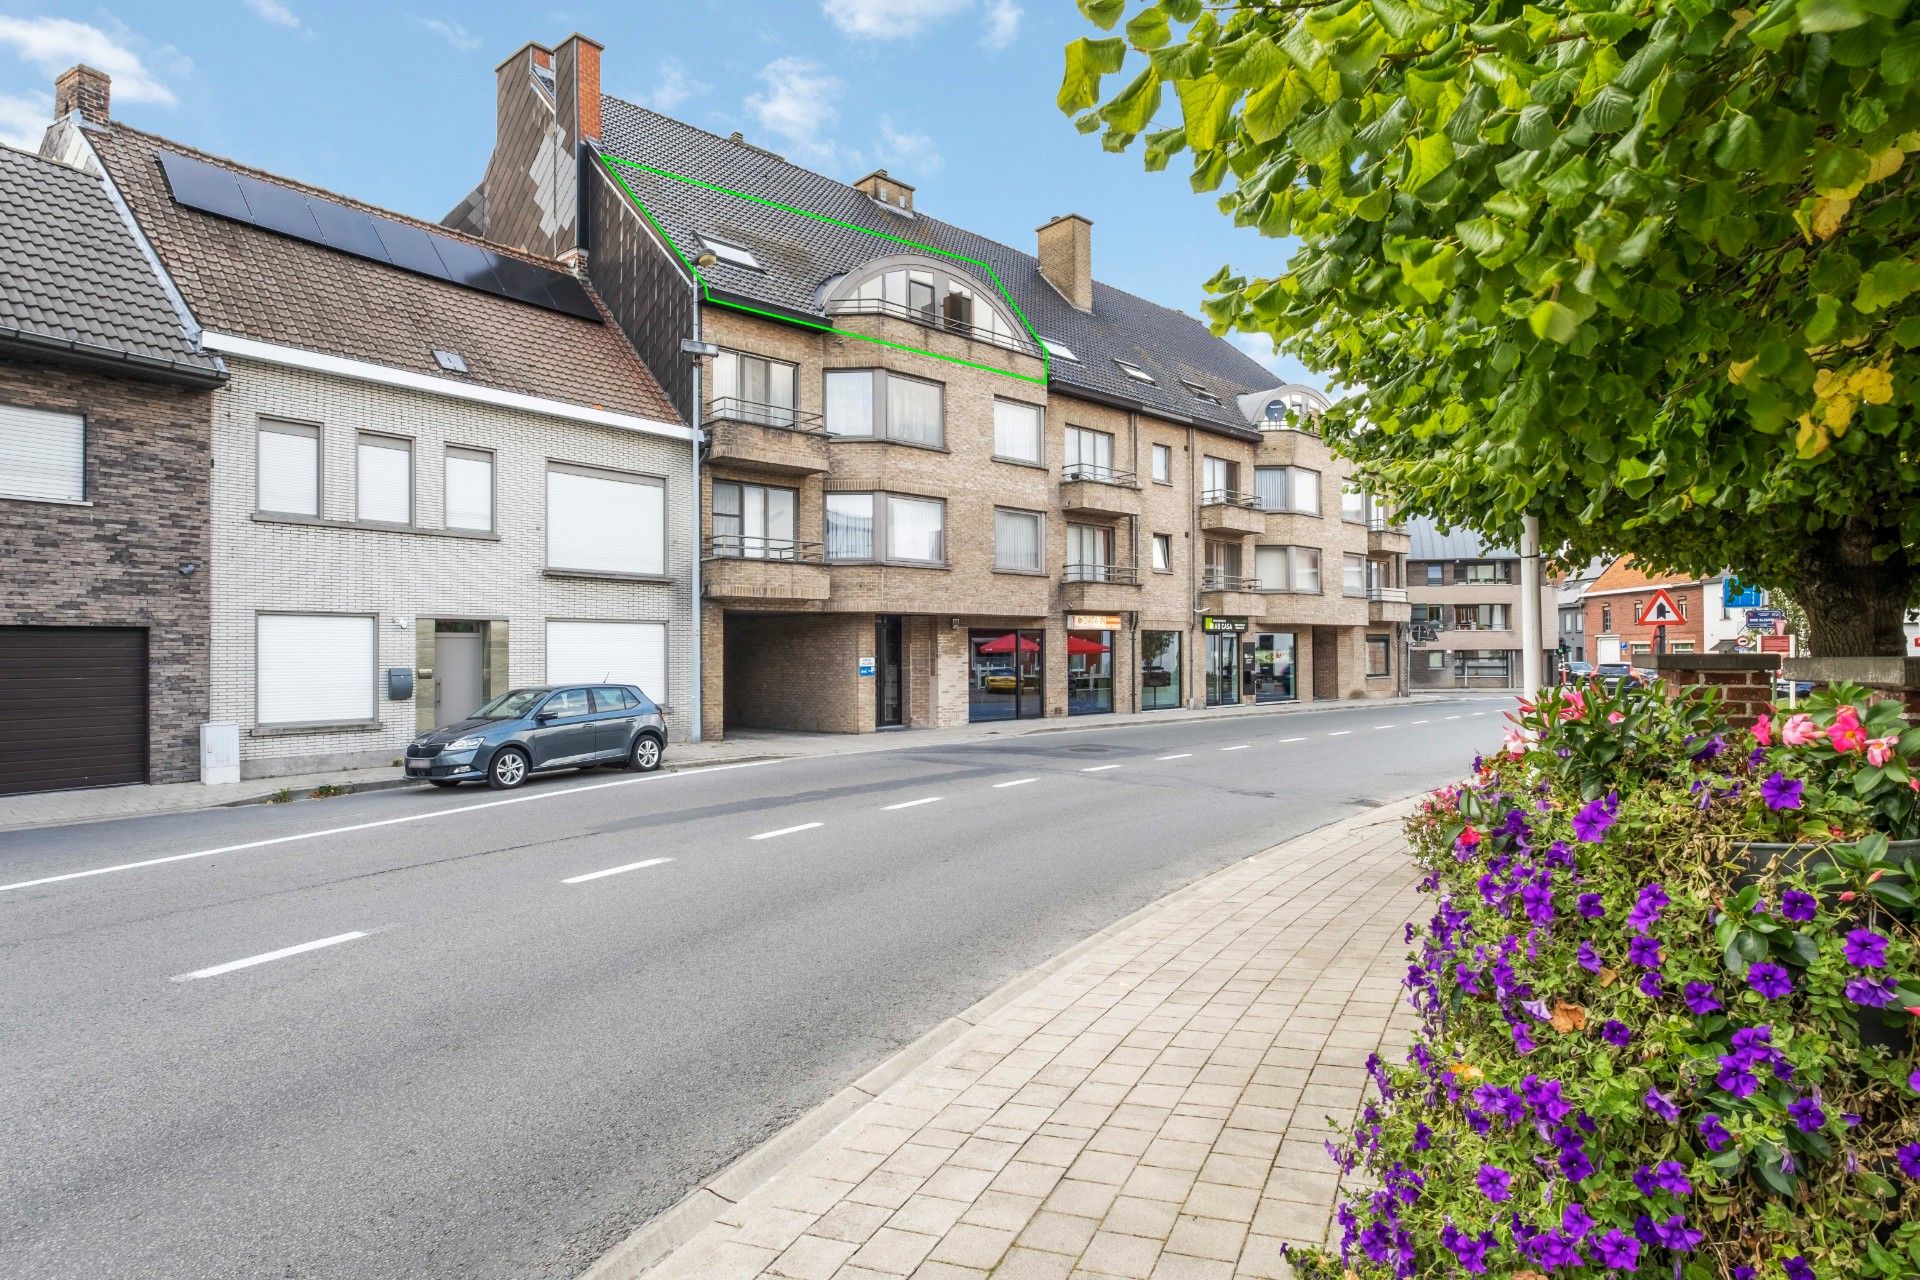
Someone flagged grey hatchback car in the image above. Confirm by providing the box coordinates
[403,684,667,790]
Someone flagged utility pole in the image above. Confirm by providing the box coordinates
[1519,514,1544,694]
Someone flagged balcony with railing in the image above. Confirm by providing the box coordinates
[1060,561,1141,613]
[1198,568,1267,617]
[1059,463,1141,519]
[704,398,829,475]
[701,536,831,604]
[823,296,1046,361]
[1367,584,1412,624]
[1198,488,1266,536]
[1367,512,1411,552]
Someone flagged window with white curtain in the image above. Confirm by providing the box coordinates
[823,369,944,445]
[444,446,493,532]
[1291,546,1322,592]
[356,433,413,524]
[1152,532,1172,572]
[256,613,374,726]
[1255,546,1288,591]
[1202,455,1236,497]
[257,419,319,516]
[547,463,666,576]
[1344,554,1367,596]
[886,496,944,562]
[826,493,875,560]
[1066,523,1112,579]
[0,404,84,503]
[712,349,797,425]
[993,399,1043,463]
[1151,443,1172,484]
[994,508,1042,572]
[713,481,797,558]
[1254,466,1320,514]
[1341,486,1367,522]
[1254,546,1323,591]
[1064,426,1115,479]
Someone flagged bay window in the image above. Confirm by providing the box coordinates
[1255,545,1322,592]
[1254,466,1320,514]
[824,368,944,446]
[825,492,945,564]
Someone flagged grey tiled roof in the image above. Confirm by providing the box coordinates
[596,100,1280,441]
[0,143,220,382]
[1406,515,1518,562]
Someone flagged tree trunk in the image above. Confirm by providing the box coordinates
[1792,516,1915,656]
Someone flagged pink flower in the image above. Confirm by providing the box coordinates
[1752,714,1773,747]
[1867,735,1898,767]
[1503,728,1532,756]
[1781,714,1819,747]
[1564,689,1587,720]
[1830,706,1868,753]
[1608,711,1625,724]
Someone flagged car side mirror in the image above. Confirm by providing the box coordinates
[533,707,558,722]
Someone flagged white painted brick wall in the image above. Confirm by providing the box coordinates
[210,356,697,778]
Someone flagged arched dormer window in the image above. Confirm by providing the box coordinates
[1249,383,1330,429]
[823,254,1031,354]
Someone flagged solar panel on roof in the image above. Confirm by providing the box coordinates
[154,149,599,321]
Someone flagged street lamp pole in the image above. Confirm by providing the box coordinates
[1519,513,1544,694]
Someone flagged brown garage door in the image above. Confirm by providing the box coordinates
[0,626,148,795]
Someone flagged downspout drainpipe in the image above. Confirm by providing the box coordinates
[688,302,705,742]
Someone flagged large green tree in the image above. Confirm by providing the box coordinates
[1063,0,1920,655]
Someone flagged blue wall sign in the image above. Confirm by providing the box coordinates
[1724,578,1764,609]
[858,657,876,677]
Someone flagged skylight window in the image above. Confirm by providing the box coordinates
[1041,337,1079,362]
[432,349,469,373]
[1181,379,1221,405]
[701,236,761,269]
[1114,358,1157,385]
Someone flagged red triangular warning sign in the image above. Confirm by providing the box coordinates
[1636,588,1684,627]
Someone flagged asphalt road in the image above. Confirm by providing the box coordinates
[0,697,1504,1280]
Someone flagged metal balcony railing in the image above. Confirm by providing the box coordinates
[1200,570,1261,592]
[1062,463,1138,487]
[1200,488,1260,509]
[1063,562,1141,586]
[702,536,824,562]
[824,297,1043,358]
[704,397,826,433]
[1368,586,1410,603]
[1367,514,1405,533]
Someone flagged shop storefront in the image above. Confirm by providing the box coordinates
[1140,629,1182,710]
[968,628,1044,721]
[1246,630,1297,703]
[1202,616,1244,706]
[1065,614,1117,716]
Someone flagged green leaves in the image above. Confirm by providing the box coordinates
[1175,75,1237,152]
[1059,36,1126,113]
[1403,131,1456,195]
[1076,0,1125,30]
[1530,299,1581,343]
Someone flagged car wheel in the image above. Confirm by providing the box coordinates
[629,734,663,773]
[487,747,530,790]
[428,779,461,789]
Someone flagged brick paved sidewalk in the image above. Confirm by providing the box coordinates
[598,799,1424,1280]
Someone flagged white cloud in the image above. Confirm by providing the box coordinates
[876,115,941,176]
[746,57,845,166]
[0,15,177,106]
[821,0,972,39]
[981,0,1021,49]
[642,60,708,113]
[0,90,49,150]
[413,16,480,52]
[242,0,300,28]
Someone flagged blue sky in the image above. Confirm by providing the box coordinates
[0,0,1314,386]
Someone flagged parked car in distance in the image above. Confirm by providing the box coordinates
[1593,663,1646,693]
[1559,661,1595,685]
[403,684,666,790]
[1773,676,1816,701]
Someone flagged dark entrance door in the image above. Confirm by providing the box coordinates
[875,615,905,727]
[968,628,1045,721]
[0,626,148,795]
[1205,633,1240,706]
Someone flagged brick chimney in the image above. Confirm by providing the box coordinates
[854,169,914,213]
[555,33,603,147]
[54,65,110,123]
[1038,214,1093,312]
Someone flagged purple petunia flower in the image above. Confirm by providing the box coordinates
[1627,883,1669,932]
[1476,1163,1512,1202]
[1788,1094,1826,1132]
[1638,1212,1703,1251]
[1844,928,1889,968]
[1780,890,1817,922]
[1785,1258,1815,1280]
[1683,981,1722,1015]
[1513,1023,1537,1054]
[1412,1121,1432,1152]
[1632,1159,1692,1196]
[1716,1058,1760,1098]
[1644,1087,1679,1122]
[1845,976,1898,1008]
[1577,892,1605,919]
[1440,1223,1493,1274]
[1747,961,1792,999]
[1573,791,1620,842]
[1637,972,1665,1000]
[1561,1202,1593,1239]
[1910,1068,1920,1093]
[1590,1228,1640,1270]
[1601,1020,1632,1047]
[1898,1143,1920,1179]
[1762,771,1804,811]
[1577,940,1603,973]
[1628,935,1663,969]
[1734,1268,1757,1280]
[1698,1114,1732,1152]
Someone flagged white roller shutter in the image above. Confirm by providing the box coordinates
[257,614,376,725]
[0,404,85,502]
[547,465,664,575]
[546,621,667,704]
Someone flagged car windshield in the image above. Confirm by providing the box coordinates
[1596,664,1631,675]
[471,688,548,720]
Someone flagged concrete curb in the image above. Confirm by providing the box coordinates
[576,791,1430,1280]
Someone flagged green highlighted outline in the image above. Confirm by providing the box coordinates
[599,153,1048,385]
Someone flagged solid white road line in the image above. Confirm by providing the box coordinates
[751,822,823,841]
[883,797,942,811]
[1156,753,1193,761]
[1080,764,1121,773]
[562,857,674,885]
[1327,730,1352,737]
[1219,744,1251,752]
[170,931,368,983]
[993,777,1038,788]
[1278,737,1306,744]
[0,759,782,896]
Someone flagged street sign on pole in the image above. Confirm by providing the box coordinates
[1744,607,1786,631]
[1636,588,1685,627]
[1734,634,1754,652]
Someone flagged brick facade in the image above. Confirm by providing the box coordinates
[1585,580,1707,661]
[0,356,214,783]
[208,355,697,777]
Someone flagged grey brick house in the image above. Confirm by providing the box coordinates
[0,108,226,795]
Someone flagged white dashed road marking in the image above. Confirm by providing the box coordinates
[751,823,823,841]
[1278,737,1306,744]
[1156,753,1192,761]
[1080,765,1121,773]
[1219,744,1250,752]
[993,778,1037,788]
[563,857,674,885]
[1410,719,1429,725]
[171,931,368,983]
[883,797,942,811]
[1327,730,1352,737]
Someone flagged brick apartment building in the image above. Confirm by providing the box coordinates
[36,68,695,780]
[1405,518,1556,689]
[451,36,1409,736]
[1581,558,1708,663]
[0,125,226,795]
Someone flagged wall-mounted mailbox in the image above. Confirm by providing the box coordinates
[386,667,415,701]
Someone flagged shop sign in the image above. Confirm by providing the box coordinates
[1067,614,1124,631]
[1202,616,1247,633]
